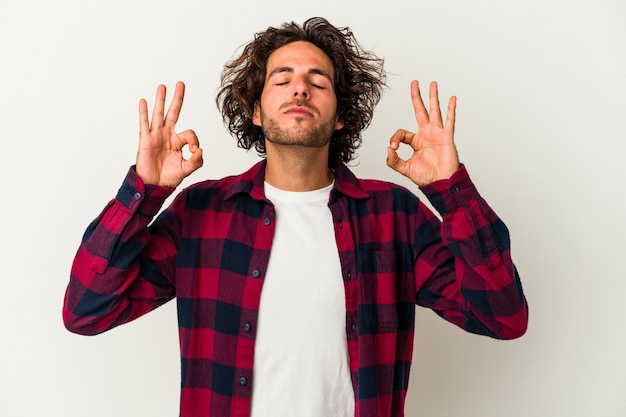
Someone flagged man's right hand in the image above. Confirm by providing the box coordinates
[137,81,203,188]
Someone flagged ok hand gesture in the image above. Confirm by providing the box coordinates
[386,81,460,186]
[136,81,203,188]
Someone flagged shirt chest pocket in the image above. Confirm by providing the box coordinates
[357,250,399,332]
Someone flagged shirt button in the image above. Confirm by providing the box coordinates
[252,269,260,278]
[263,217,271,226]
[351,323,357,331]
[239,377,248,386]
[133,192,142,201]
[243,323,252,332]
[451,185,460,194]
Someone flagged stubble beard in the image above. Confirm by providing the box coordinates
[260,108,335,149]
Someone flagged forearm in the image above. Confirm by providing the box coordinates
[63,167,177,335]
[417,165,528,339]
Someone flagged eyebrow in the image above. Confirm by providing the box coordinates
[267,66,333,83]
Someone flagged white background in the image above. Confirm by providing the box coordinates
[1,0,625,416]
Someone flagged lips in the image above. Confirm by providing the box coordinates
[284,106,314,117]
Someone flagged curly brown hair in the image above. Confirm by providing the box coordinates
[216,17,386,164]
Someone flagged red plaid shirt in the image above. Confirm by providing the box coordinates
[63,160,528,417]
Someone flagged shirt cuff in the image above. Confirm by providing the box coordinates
[419,164,481,216]
[115,166,175,217]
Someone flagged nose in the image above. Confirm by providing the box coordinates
[292,76,309,99]
[294,90,308,99]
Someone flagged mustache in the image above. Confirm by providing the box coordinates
[280,98,317,114]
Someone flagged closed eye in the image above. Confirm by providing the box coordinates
[309,74,330,89]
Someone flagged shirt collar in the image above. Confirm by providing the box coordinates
[330,162,370,201]
[223,160,267,201]
[223,159,370,201]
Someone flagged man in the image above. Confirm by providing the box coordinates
[63,17,528,417]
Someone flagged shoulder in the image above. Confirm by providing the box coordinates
[174,161,266,210]
[357,178,421,214]
[334,165,422,216]
[334,163,418,201]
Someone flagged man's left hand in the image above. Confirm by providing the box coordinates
[386,80,460,186]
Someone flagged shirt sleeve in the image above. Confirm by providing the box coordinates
[415,164,528,339]
[63,167,179,335]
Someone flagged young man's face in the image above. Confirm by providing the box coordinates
[253,41,344,149]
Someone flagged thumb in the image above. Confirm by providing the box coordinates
[386,145,405,174]
[182,147,203,177]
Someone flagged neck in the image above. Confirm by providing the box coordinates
[264,143,333,191]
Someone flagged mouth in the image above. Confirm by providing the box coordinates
[283,105,314,117]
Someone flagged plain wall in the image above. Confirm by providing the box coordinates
[1,0,625,416]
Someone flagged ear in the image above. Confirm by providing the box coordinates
[334,115,344,131]
[252,101,261,127]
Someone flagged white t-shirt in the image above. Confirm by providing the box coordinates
[250,182,355,417]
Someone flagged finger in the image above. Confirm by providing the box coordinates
[164,81,185,128]
[150,84,167,129]
[386,144,407,175]
[177,129,202,178]
[411,80,429,127]
[387,129,412,175]
[139,98,149,135]
[182,147,204,177]
[389,128,416,151]
[429,81,443,127]
[177,129,200,151]
[445,95,457,133]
